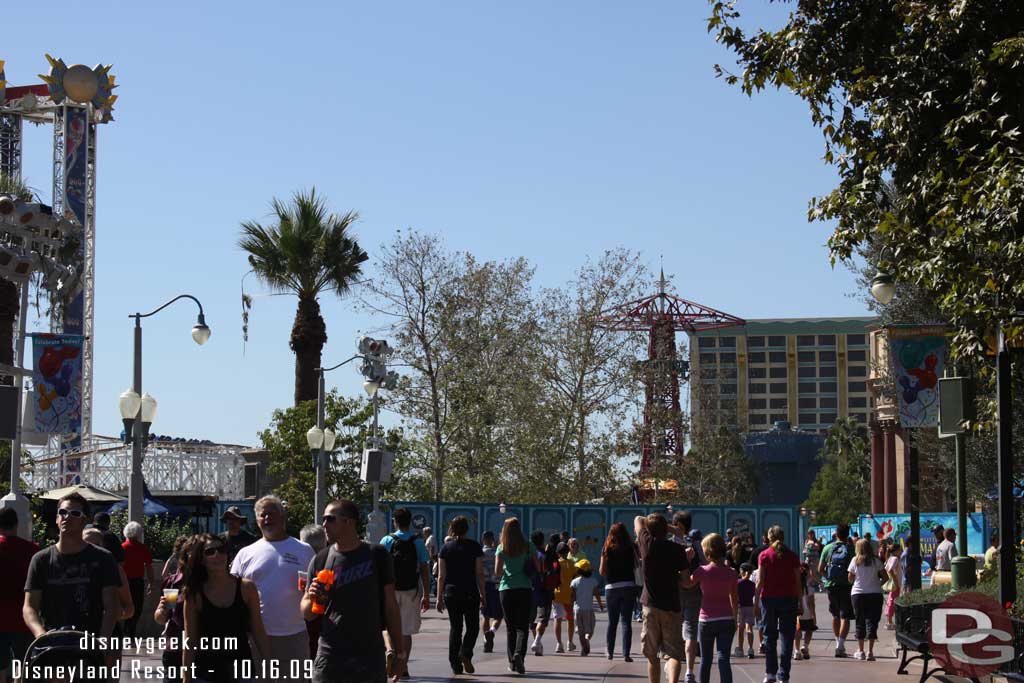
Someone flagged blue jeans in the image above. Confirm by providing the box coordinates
[761,597,798,681]
[605,587,635,656]
[698,620,736,683]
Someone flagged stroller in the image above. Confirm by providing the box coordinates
[20,628,110,682]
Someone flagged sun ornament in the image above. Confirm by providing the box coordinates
[39,54,118,122]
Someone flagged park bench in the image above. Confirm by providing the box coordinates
[895,603,955,683]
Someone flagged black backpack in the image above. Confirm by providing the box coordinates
[389,534,421,591]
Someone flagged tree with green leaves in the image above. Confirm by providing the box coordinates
[803,417,871,524]
[258,390,405,535]
[708,1,1024,358]
[239,190,368,405]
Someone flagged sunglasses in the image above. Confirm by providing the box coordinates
[57,508,85,519]
[321,514,354,524]
[203,546,228,557]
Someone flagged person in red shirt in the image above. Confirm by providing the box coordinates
[755,526,802,683]
[121,521,157,638]
[0,507,39,683]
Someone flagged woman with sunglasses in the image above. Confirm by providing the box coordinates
[182,534,270,683]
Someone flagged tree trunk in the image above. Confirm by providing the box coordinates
[289,295,327,405]
[0,279,19,387]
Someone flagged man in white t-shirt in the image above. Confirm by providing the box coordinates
[232,495,316,681]
[934,528,958,571]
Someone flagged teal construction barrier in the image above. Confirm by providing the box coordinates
[389,502,800,559]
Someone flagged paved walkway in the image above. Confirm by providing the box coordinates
[119,609,917,682]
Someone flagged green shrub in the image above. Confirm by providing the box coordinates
[897,576,1024,618]
[104,511,195,560]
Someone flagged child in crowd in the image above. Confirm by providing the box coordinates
[553,542,578,653]
[794,563,817,660]
[750,566,765,654]
[570,560,603,656]
[733,563,757,659]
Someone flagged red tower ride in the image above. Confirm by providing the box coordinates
[596,272,744,474]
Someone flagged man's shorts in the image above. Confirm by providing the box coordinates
[641,605,684,661]
[738,606,756,626]
[682,603,700,642]
[482,583,504,619]
[552,601,573,620]
[533,593,553,627]
[827,585,855,620]
[396,588,423,636]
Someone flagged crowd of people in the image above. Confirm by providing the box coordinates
[0,496,960,683]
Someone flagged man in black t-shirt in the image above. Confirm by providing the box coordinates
[23,493,121,640]
[91,512,125,564]
[635,514,690,683]
[302,500,403,683]
[219,506,257,560]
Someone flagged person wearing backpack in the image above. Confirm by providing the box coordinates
[528,532,560,656]
[816,522,854,658]
[379,507,431,678]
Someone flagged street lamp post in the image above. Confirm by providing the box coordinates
[996,326,1016,608]
[307,357,361,523]
[119,295,210,531]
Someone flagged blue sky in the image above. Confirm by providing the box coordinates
[4,1,869,446]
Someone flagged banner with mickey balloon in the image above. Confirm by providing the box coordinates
[887,324,948,428]
[30,333,83,445]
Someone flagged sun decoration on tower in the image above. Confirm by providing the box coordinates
[39,54,117,122]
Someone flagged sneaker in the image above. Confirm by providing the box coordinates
[763,677,776,683]
[853,651,866,661]
[794,651,803,660]
[734,647,745,657]
[607,652,614,660]
[555,643,565,654]
[801,647,810,660]
[867,653,876,662]
[582,640,590,656]
[484,630,494,653]
[513,654,526,675]
[747,649,755,659]
[535,642,544,656]
[834,647,847,658]
[759,643,766,655]
[685,673,696,683]
[568,641,576,652]
[624,655,634,663]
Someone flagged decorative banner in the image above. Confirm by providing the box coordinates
[30,334,83,446]
[859,512,988,571]
[888,325,948,427]
[62,107,88,451]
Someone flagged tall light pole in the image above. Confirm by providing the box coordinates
[307,357,362,523]
[119,295,210,531]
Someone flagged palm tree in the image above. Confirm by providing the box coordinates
[0,174,33,382]
[239,189,368,405]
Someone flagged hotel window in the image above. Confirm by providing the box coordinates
[768,336,786,346]
[798,383,816,393]
[820,397,837,409]
[749,398,767,409]
[848,365,867,377]
[797,335,816,346]
[770,414,788,423]
[799,397,816,409]
[819,350,836,362]
[770,398,788,410]
[820,413,838,424]
[720,353,736,364]
[819,382,837,393]
[721,384,737,394]
[798,351,815,363]
[750,414,769,424]
[848,334,867,345]
[749,383,767,394]
[700,369,717,380]
[720,337,736,347]
[748,336,765,347]
[853,412,868,423]
[749,352,766,363]
[769,352,787,363]
[769,367,787,378]
[770,383,787,394]
[748,367,767,379]
[798,366,816,378]
[799,413,817,425]
[819,365,837,377]
[848,381,867,393]
[700,353,716,365]
[848,349,867,362]
[721,367,738,379]
[698,337,716,348]
[818,335,836,346]
[849,396,868,408]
